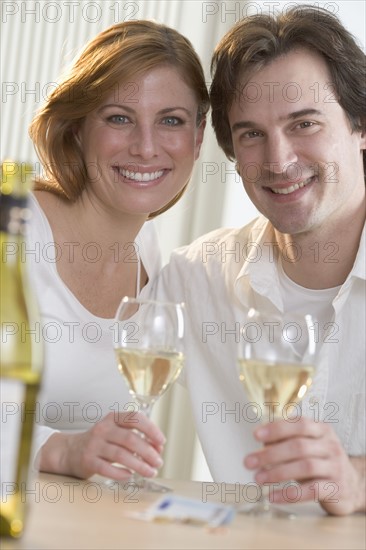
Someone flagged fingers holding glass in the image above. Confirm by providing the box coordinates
[113,297,185,492]
[238,309,318,517]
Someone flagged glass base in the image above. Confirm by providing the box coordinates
[103,476,172,493]
[238,500,296,519]
[129,476,172,493]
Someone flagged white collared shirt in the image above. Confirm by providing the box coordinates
[155,217,366,483]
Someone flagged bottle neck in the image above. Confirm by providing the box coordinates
[0,194,29,236]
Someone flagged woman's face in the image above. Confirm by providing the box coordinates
[77,65,205,218]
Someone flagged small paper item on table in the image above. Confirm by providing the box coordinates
[127,494,236,527]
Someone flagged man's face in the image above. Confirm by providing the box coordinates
[228,48,366,236]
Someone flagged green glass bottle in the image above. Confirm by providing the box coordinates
[0,160,43,538]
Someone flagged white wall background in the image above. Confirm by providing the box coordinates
[1,0,364,481]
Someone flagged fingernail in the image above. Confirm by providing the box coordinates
[145,466,158,478]
[245,455,259,468]
[154,456,164,468]
[255,426,269,440]
[256,472,266,484]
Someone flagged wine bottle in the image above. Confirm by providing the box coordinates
[0,160,43,538]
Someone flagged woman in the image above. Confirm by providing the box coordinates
[28,20,209,481]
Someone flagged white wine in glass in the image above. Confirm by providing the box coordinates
[115,348,184,413]
[114,297,185,492]
[238,359,315,421]
[238,308,317,518]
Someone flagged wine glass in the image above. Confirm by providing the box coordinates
[113,296,185,492]
[238,308,317,518]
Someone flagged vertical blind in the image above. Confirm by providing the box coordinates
[2,0,364,480]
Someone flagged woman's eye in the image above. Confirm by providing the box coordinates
[162,116,183,127]
[107,115,129,125]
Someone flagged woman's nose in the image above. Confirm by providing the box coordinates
[129,125,159,160]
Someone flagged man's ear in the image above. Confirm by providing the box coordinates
[360,130,366,150]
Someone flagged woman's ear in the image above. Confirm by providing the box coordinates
[72,124,82,146]
[194,118,206,160]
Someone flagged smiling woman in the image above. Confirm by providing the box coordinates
[76,65,204,220]
[29,20,208,213]
[26,20,208,483]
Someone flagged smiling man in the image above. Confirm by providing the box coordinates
[227,46,365,289]
[156,5,365,515]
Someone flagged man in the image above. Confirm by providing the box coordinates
[156,5,365,515]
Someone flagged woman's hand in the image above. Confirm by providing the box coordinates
[40,411,166,480]
[244,416,365,516]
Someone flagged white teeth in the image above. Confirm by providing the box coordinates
[272,177,312,195]
[118,168,164,182]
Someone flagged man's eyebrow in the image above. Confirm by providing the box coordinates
[231,109,324,132]
[285,108,324,120]
[231,120,256,132]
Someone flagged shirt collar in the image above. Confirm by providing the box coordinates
[233,219,366,310]
[234,217,284,311]
[347,222,366,281]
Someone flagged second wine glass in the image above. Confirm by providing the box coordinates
[113,297,185,492]
[238,308,317,518]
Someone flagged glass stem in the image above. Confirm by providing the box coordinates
[140,402,153,419]
[259,484,271,511]
[129,401,154,487]
[258,419,271,511]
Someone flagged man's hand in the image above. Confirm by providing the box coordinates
[244,416,365,515]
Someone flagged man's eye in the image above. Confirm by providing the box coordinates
[298,121,315,129]
[244,130,262,138]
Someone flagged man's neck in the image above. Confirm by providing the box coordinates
[273,210,365,290]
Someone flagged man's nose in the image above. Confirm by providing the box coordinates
[263,134,298,175]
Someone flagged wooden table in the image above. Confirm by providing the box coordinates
[2,473,365,549]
